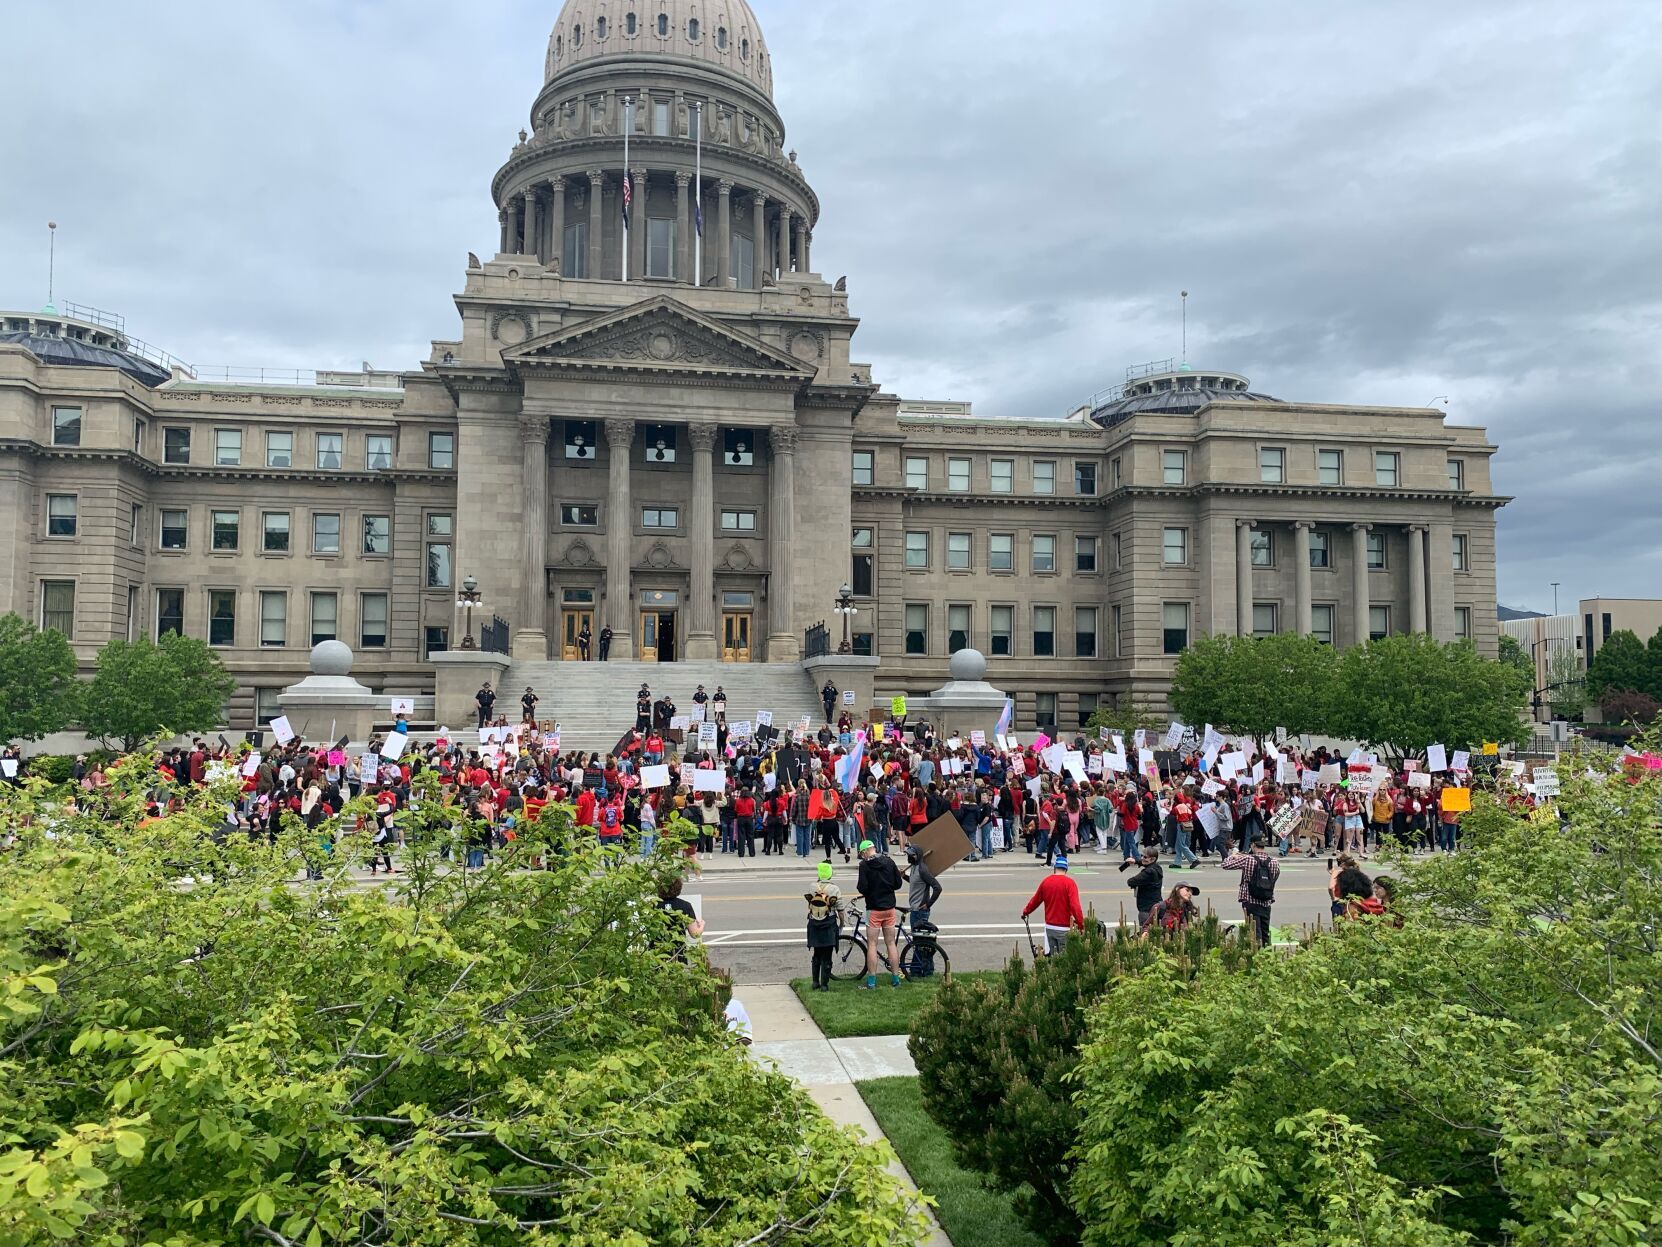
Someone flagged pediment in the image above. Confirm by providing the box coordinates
[502,295,813,380]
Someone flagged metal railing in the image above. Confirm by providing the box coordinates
[803,621,829,659]
[59,301,126,332]
[481,615,511,655]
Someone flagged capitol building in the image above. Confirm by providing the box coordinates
[0,0,1504,735]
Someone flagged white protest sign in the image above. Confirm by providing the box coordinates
[730,720,753,740]
[1301,769,1319,791]
[1196,805,1221,839]
[756,710,774,727]
[689,704,706,723]
[1,759,18,779]
[842,690,855,705]
[1318,762,1342,784]
[1063,751,1087,782]
[970,730,986,746]
[1026,777,1042,798]
[1164,722,1186,750]
[1042,743,1066,774]
[1407,772,1432,790]
[1201,778,1224,796]
[1133,729,1148,750]
[1202,724,1225,753]
[1105,752,1127,773]
[1451,750,1470,772]
[1532,766,1560,797]
[679,763,696,786]
[670,715,690,731]
[389,697,414,716]
[1250,762,1265,783]
[270,716,295,745]
[1276,756,1297,784]
[241,752,262,777]
[692,768,727,794]
[1426,743,1447,773]
[358,753,379,784]
[1138,748,1156,771]
[697,722,718,748]
[1087,754,1104,775]
[381,732,408,759]
[640,764,671,789]
[1220,750,1247,776]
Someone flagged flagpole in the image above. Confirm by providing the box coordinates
[621,96,631,282]
[693,101,703,287]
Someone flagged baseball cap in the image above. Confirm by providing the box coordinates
[817,861,834,881]
[1053,856,1069,870]
[858,839,874,853]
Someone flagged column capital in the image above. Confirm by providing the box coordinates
[717,178,735,195]
[768,424,799,455]
[549,175,566,193]
[630,166,648,183]
[586,168,606,186]
[518,414,550,446]
[1235,518,1256,529]
[603,417,635,448]
[686,422,718,452]
[523,186,536,199]
[752,190,768,208]
[673,170,691,188]
[1350,522,1372,533]
[1406,522,1429,534]
[1292,519,1315,531]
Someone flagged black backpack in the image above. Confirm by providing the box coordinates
[1247,854,1277,904]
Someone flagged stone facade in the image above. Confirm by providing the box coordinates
[0,0,1505,733]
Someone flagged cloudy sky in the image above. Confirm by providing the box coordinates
[3,0,1656,613]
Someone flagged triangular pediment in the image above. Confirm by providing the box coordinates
[502,295,814,380]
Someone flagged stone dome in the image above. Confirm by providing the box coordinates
[310,639,354,677]
[948,647,988,682]
[545,0,773,98]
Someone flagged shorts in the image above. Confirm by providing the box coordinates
[868,907,898,930]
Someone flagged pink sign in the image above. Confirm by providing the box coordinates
[1033,733,1052,752]
[326,749,345,766]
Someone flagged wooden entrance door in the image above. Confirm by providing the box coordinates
[722,612,752,662]
[561,610,592,660]
[638,610,660,662]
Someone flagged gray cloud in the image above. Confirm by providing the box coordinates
[3,0,1657,612]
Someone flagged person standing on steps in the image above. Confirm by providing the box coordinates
[520,686,539,723]
[821,680,838,724]
[635,685,652,732]
[711,685,727,725]
[475,682,496,729]
[577,622,592,660]
[855,839,904,989]
[598,623,614,660]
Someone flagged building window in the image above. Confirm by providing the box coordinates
[732,231,755,289]
[262,511,290,553]
[211,509,240,551]
[254,688,282,726]
[563,221,589,278]
[852,450,873,485]
[1259,447,1285,483]
[365,435,393,470]
[316,432,343,470]
[990,458,1013,493]
[1162,602,1190,654]
[723,429,754,466]
[1162,449,1186,485]
[990,605,1013,656]
[208,590,236,647]
[1077,692,1099,729]
[1250,530,1273,567]
[626,12,638,36]
[641,507,679,529]
[313,512,341,554]
[427,514,454,587]
[1455,606,1472,640]
[687,16,700,40]
[45,494,77,537]
[904,530,929,568]
[651,99,669,134]
[1075,606,1098,657]
[1452,533,1468,571]
[214,428,242,466]
[259,591,286,647]
[716,24,728,48]
[1374,451,1399,486]
[1033,460,1055,495]
[852,532,874,597]
[904,604,928,655]
[1109,457,1122,489]
[1253,603,1278,637]
[1603,612,1613,642]
[310,593,338,645]
[1032,606,1056,657]
[1162,527,1188,566]
[160,509,188,550]
[266,431,293,467]
[429,431,455,469]
[1318,448,1343,485]
[947,532,971,570]
[1075,535,1097,572]
[40,581,74,637]
[720,509,756,532]
[1366,531,1387,569]
[948,604,971,653]
[1448,458,1464,490]
[362,514,390,555]
[989,533,1013,572]
[1369,605,1390,641]
[51,406,82,446]
[646,217,675,277]
[1112,532,1124,569]
[947,457,971,491]
[1034,693,1059,729]
[163,427,191,464]
[1308,530,1330,567]
[637,425,676,464]
[156,588,184,638]
[1074,461,1097,496]
[1311,604,1334,645]
[130,503,141,546]
[1031,534,1056,573]
[561,504,599,527]
[424,625,449,657]
[360,593,388,648]
[133,417,144,454]
[1112,604,1124,656]
[904,456,928,489]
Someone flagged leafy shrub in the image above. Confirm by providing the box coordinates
[20,752,115,785]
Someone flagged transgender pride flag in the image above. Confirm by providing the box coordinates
[836,730,867,792]
[994,698,1013,738]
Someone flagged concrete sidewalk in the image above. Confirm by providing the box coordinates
[741,983,950,1247]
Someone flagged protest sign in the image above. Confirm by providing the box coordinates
[1481,741,1499,756]
[909,811,975,876]
[670,715,689,731]
[381,732,408,759]
[842,690,855,705]
[970,729,986,746]
[729,720,753,740]
[1196,805,1221,840]
[1063,751,1087,782]
[697,722,718,748]
[640,764,671,789]
[1269,805,1299,840]
[1441,787,1471,812]
[1105,751,1127,773]
[358,753,379,784]
[1250,761,1265,783]
[891,695,907,717]
[692,768,727,794]
[241,752,262,777]
[1407,772,1431,790]
[0,759,16,779]
[1426,743,1447,773]
[1041,743,1066,774]
[1201,778,1223,796]
[689,704,705,723]
[756,710,774,727]
[326,749,345,767]
[1318,762,1341,784]
[1087,753,1104,775]
[389,697,414,717]
[1301,769,1319,791]
[1297,806,1329,843]
[1202,724,1224,753]
[1532,766,1560,797]
[270,715,295,745]
[1451,749,1470,772]
[1164,722,1186,750]
[1276,756,1296,784]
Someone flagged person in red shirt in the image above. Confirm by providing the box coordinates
[1021,856,1086,955]
[575,786,597,830]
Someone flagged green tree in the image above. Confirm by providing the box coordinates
[1649,626,1662,696]
[0,756,928,1244]
[0,613,80,744]
[1544,643,1586,720]
[1585,628,1655,702]
[1498,632,1533,685]
[1167,633,1337,746]
[1328,633,1529,760]
[1084,702,1163,744]
[79,633,236,750]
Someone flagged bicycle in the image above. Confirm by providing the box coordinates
[828,903,952,983]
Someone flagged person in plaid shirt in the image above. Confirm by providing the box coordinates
[1221,834,1281,945]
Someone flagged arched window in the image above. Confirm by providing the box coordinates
[657,12,669,35]
[717,25,728,49]
[740,36,749,59]
[625,11,637,34]
[596,15,607,38]
[572,22,582,47]
[556,34,563,56]
[688,17,700,41]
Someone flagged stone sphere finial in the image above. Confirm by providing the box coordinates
[310,639,354,676]
[948,647,987,682]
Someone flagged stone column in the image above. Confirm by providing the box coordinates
[1235,519,1254,637]
[521,188,537,256]
[1408,524,1428,633]
[498,207,509,255]
[751,192,768,288]
[603,418,635,650]
[777,203,793,277]
[629,167,648,280]
[800,226,811,273]
[1293,520,1313,635]
[674,172,691,281]
[1351,524,1371,645]
[514,415,551,659]
[716,180,733,287]
[684,423,718,659]
[767,425,801,661]
[586,169,605,281]
[549,178,566,270]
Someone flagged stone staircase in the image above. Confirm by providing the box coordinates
[499,659,827,751]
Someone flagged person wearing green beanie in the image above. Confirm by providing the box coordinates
[804,860,843,991]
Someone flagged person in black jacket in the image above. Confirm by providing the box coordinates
[1122,848,1164,928]
[855,839,904,989]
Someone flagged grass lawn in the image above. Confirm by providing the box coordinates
[857,1075,1045,1247]
[790,970,1003,1038]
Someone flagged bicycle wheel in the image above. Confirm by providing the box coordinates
[900,937,951,984]
[828,934,867,981]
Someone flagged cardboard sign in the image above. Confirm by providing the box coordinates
[1196,804,1221,839]
[1407,772,1431,790]
[1481,742,1499,756]
[730,720,753,740]
[1451,750,1471,772]
[1202,724,1224,754]
[1297,806,1329,842]
[1164,722,1186,750]
[891,696,907,717]
[241,753,262,777]
[757,710,774,727]
[270,715,295,745]
[1269,805,1300,839]
[1318,762,1342,784]
[908,811,975,876]
[1301,769,1319,791]
[326,749,346,767]
[381,732,408,759]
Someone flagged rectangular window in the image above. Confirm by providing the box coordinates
[947,532,971,570]
[720,509,756,532]
[990,458,1013,493]
[1032,606,1056,657]
[990,605,1013,656]
[1447,458,1464,490]
[310,592,338,645]
[1308,530,1330,567]
[211,509,239,551]
[1318,448,1343,485]
[1253,603,1278,637]
[156,588,184,638]
[429,431,456,469]
[641,507,679,529]
[259,591,286,647]
[157,509,189,552]
[970,532,1006,574]
[1162,526,1188,566]
[1455,606,1471,640]
[947,457,971,491]
[1259,446,1285,483]
[904,530,929,568]
[904,604,928,656]
[948,604,971,653]
[1074,461,1097,496]
[1162,602,1190,654]
[652,99,670,136]
[851,449,873,485]
[426,522,453,588]
[130,502,141,546]
[560,503,599,527]
[313,512,341,554]
[1250,530,1273,567]
[360,593,388,648]
[1311,604,1334,645]
[254,688,282,726]
[1112,604,1124,657]
[1109,457,1122,489]
[1162,449,1186,485]
[732,232,755,290]
[1075,606,1098,657]
[1077,692,1099,729]
[1032,534,1056,573]
[1369,605,1390,641]
[1367,531,1387,569]
[365,434,393,470]
[208,590,236,647]
[261,511,290,553]
[424,625,449,657]
[316,432,343,470]
[1374,451,1399,486]
[1035,693,1059,728]
[133,418,144,454]
[163,427,191,464]
[1033,460,1055,495]
[563,220,589,278]
[852,630,874,656]
[904,456,928,489]
[852,527,873,596]
[46,494,77,537]
[214,428,242,466]
[51,405,82,446]
[40,581,74,637]
[266,431,293,467]
[723,429,753,466]
[1075,535,1097,572]
[1113,532,1124,569]
[1452,533,1468,571]
[646,217,675,278]
[362,514,390,555]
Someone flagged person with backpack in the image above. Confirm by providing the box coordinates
[902,844,943,977]
[804,862,843,992]
[1222,834,1281,945]
[1149,881,1200,934]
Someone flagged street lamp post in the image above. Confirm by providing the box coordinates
[834,583,856,654]
[456,574,484,650]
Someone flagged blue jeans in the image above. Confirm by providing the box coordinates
[1437,821,1458,851]
[794,821,811,857]
[1173,826,1198,866]
[466,848,486,870]
[1119,828,1138,860]
[977,821,993,858]
[640,831,656,858]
